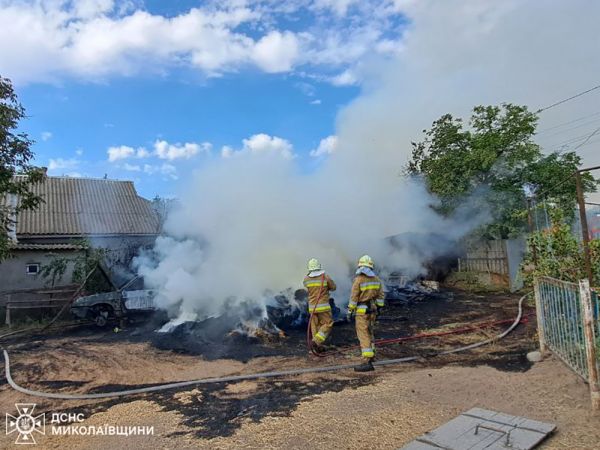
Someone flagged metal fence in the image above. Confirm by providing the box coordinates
[534,276,600,409]
[535,277,588,379]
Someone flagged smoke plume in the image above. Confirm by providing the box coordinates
[135,0,598,324]
[134,131,484,324]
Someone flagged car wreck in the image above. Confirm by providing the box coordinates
[70,277,156,326]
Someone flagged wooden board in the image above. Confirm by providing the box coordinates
[401,408,556,450]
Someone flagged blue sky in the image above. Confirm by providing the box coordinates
[4,1,600,202]
[19,72,359,197]
[0,0,406,198]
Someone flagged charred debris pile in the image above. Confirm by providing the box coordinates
[149,277,451,359]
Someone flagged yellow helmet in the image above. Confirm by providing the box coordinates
[358,255,374,268]
[307,258,322,271]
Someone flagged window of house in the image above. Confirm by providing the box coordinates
[26,264,40,275]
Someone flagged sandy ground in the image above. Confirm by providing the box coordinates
[1,356,598,449]
[0,290,598,449]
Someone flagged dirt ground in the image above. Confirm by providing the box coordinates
[0,289,598,449]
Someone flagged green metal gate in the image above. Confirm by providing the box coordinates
[534,276,600,409]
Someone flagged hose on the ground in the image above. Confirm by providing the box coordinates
[1,293,528,400]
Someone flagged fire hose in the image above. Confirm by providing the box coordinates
[1,293,527,400]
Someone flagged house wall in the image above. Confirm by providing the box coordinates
[20,235,157,287]
[1,235,157,294]
[0,249,83,293]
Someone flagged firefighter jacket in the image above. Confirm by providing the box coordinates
[349,269,385,315]
[303,271,337,313]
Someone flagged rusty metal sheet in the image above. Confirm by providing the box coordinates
[400,408,556,450]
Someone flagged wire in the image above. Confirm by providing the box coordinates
[536,83,600,114]
[537,116,600,138]
[573,126,600,151]
[536,110,600,134]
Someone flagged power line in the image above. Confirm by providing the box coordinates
[537,116,600,138]
[548,129,600,148]
[573,126,600,150]
[536,110,600,134]
[536,83,600,114]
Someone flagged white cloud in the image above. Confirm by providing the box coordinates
[252,30,299,73]
[143,163,178,180]
[48,157,79,171]
[107,145,133,162]
[310,135,338,157]
[154,139,211,161]
[75,148,84,156]
[107,145,149,162]
[0,1,405,85]
[310,99,322,105]
[41,131,52,141]
[243,133,294,159]
[123,163,141,171]
[330,69,358,86]
[313,0,359,16]
[221,145,234,158]
[222,133,295,159]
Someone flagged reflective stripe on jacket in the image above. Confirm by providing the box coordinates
[349,273,385,310]
[304,273,336,311]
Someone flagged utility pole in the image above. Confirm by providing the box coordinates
[575,170,594,285]
[526,198,538,265]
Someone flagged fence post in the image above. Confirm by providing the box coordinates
[533,278,547,354]
[576,171,594,285]
[579,279,600,410]
[5,303,10,328]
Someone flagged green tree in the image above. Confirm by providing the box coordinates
[408,104,596,238]
[0,76,44,260]
[40,240,112,292]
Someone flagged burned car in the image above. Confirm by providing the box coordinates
[71,289,156,326]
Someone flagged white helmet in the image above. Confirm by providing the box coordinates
[358,255,374,268]
[307,258,322,271]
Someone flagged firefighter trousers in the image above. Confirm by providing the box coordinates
[355,311,376,361]
[311,311,333,344]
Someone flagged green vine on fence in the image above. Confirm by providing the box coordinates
[522,208,600,286]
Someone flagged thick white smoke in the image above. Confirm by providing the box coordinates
[135,141,483,323]
[135,0,600,323]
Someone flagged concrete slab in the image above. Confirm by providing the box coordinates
[400,408,556,450]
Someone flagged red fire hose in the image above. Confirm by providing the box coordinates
[309,304,532,358]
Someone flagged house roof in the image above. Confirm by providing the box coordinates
[11,243,87,251]
[3,176,160,237]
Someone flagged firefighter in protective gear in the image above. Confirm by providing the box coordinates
[304,258,337,353]
[348,254,385,372]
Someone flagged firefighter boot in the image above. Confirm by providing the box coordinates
[354,360,374,372]
[310,340,324,354]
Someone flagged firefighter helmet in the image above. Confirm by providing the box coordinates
[307,258,322,271]
[358,255,374,268]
